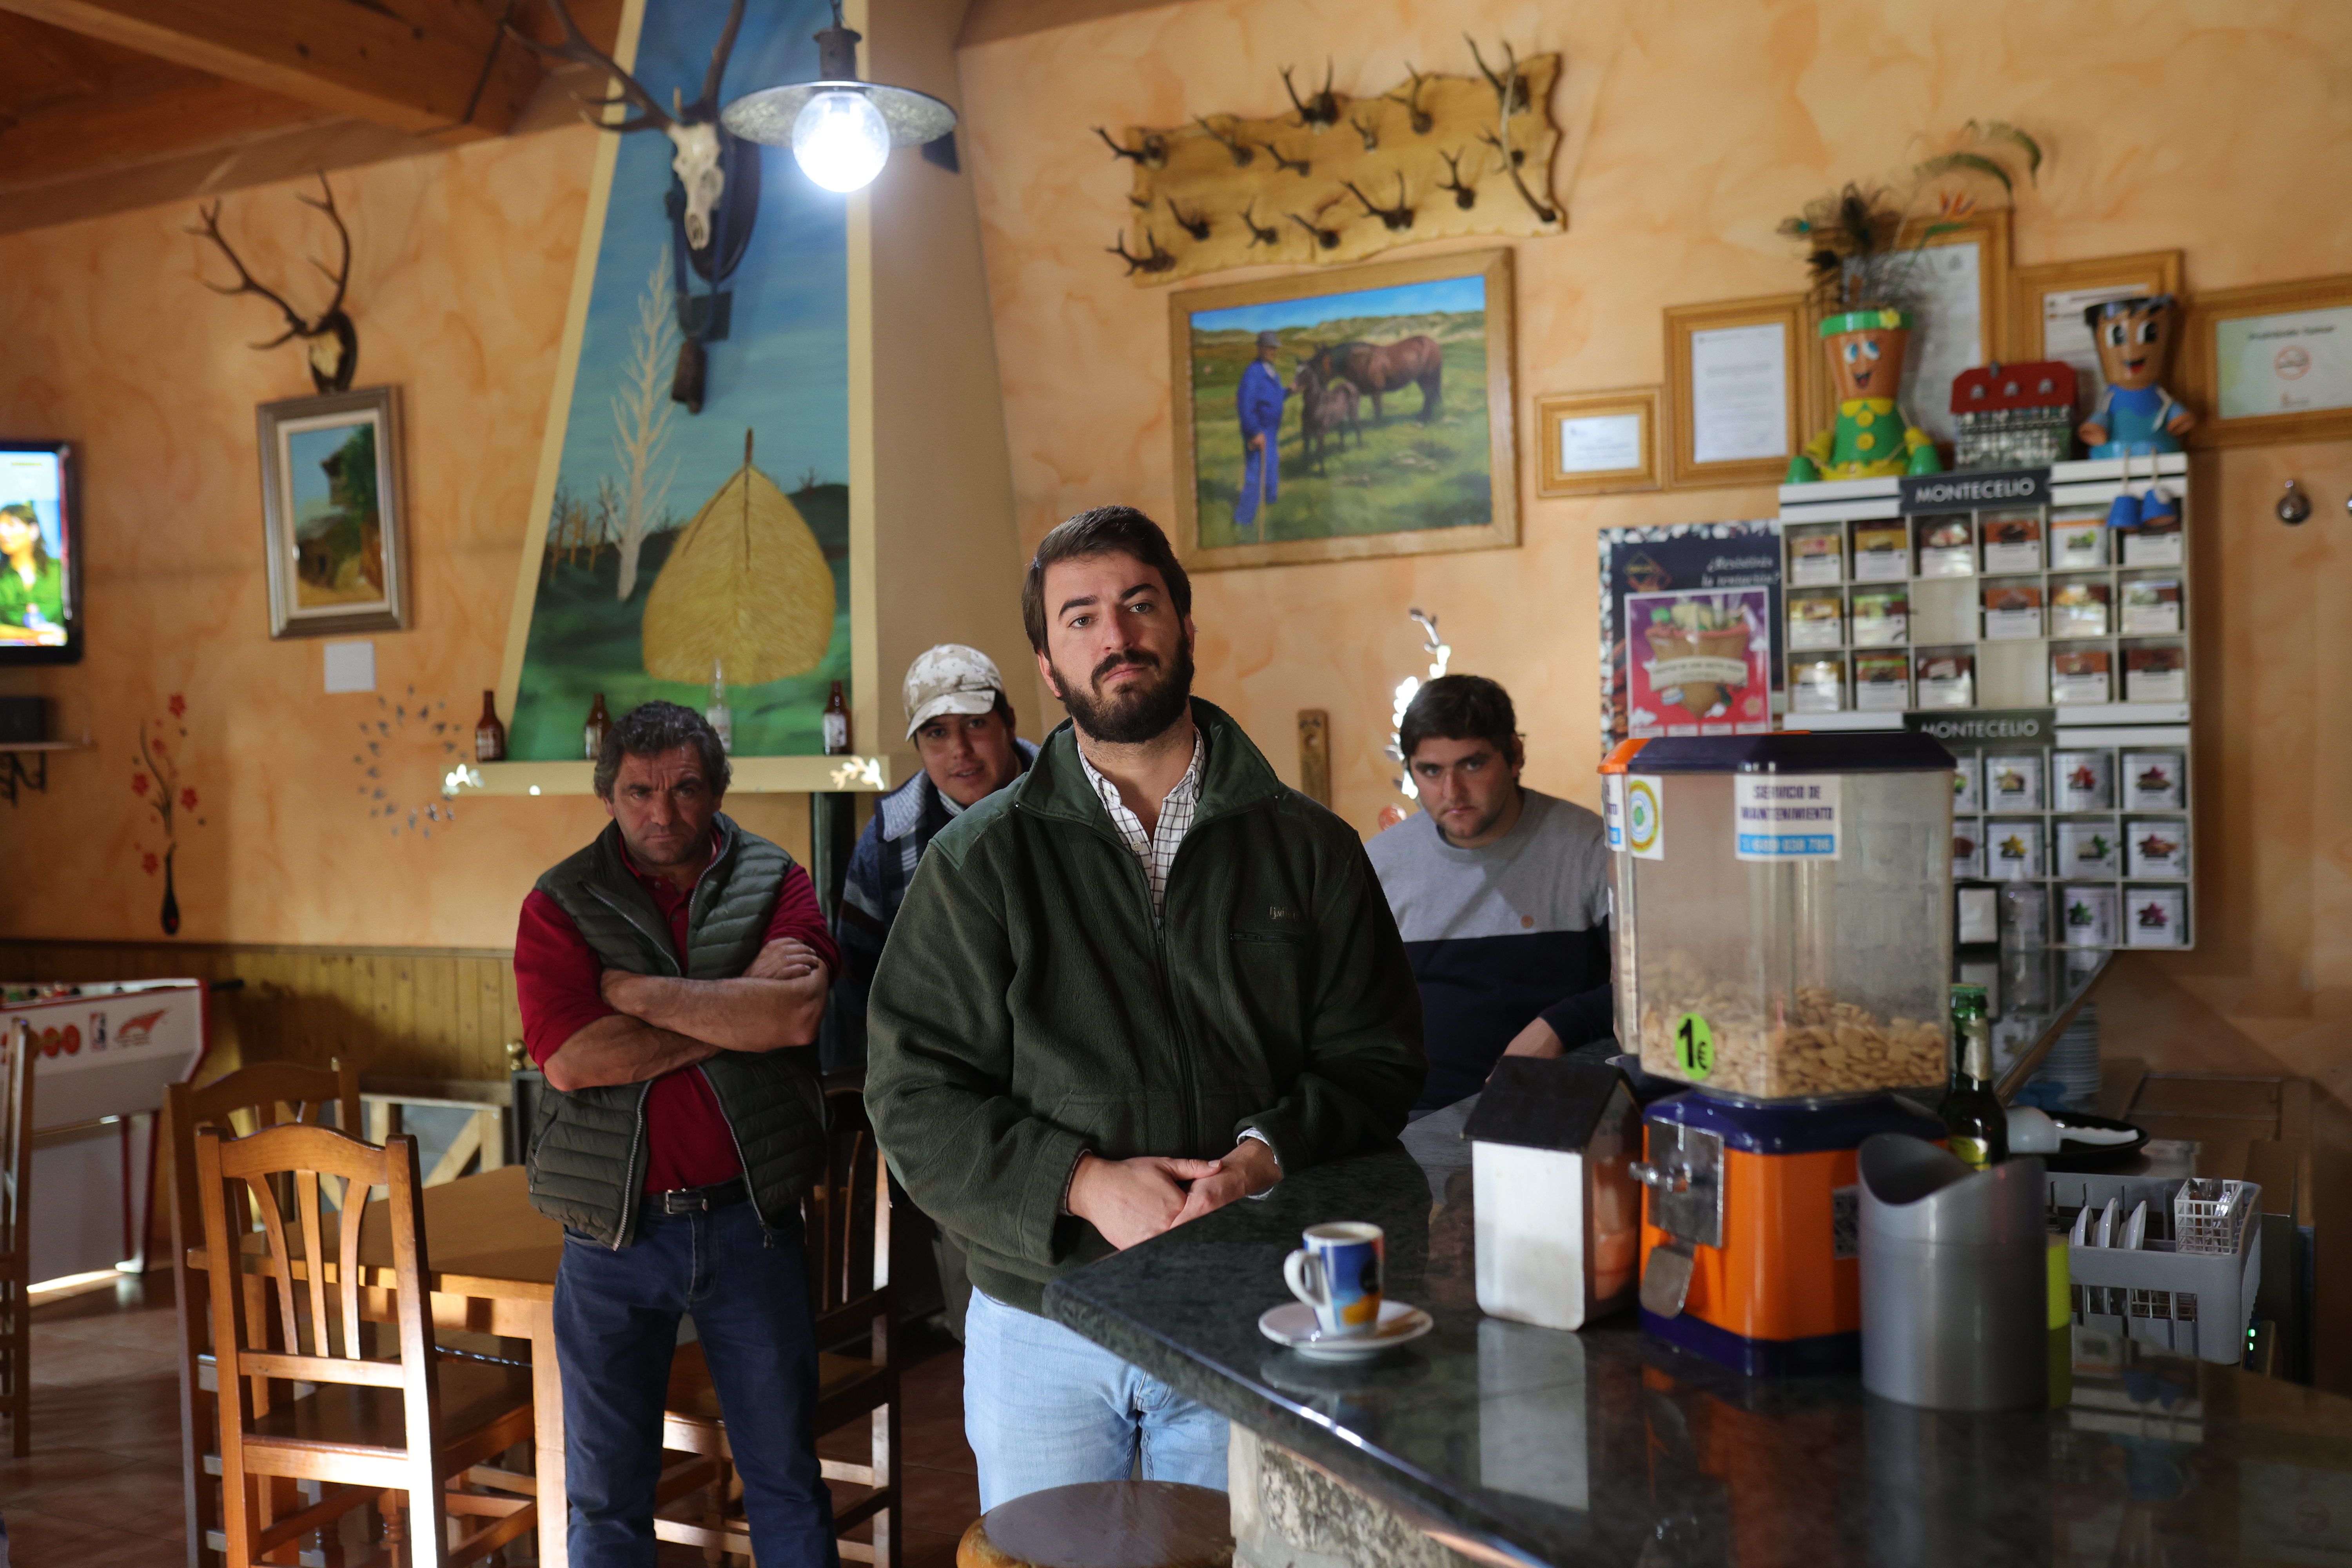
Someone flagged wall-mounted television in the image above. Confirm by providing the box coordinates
[0,442,82,664]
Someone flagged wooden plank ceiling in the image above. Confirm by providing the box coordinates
[0,0,622,236]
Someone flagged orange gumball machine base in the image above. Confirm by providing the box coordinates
[1635,1092,1946,1377]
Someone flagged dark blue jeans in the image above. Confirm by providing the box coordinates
[555,1203,839,1568]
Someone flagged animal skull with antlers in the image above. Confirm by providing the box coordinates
[189,173,358,394]
[511,0,755,412]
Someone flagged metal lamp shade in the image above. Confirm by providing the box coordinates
[722,82,956,149]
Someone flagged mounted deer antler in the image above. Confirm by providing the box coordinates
[1280,62,1342,131]
[1193,115,1254,167]
[1256,140,1312,178]
[510,0,746,253]
[189,172,358,394]
[1164,196,1211,243]
[1287,211,1342,250]
[1345,172,1414,232]
[1478,122,1558,225]
[1466,36,1530,116]
[1092,126,1167,167]
[1386,64,1434,135]
[1437,148,1479,210]
[507,0,753,411]
[1107,230,1176,276]
[1241,199,1281,247]
[1348,113,1380,152]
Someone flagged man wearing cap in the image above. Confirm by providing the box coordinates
[1234,330,1287,538]
[836,644,1037,1064]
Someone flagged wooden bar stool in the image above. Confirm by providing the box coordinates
[956,1481,1232,1568]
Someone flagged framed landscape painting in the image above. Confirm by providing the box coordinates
[1168,248,1517,571]
[257,385,407,639]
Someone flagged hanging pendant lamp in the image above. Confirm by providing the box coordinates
[721,1,957,193]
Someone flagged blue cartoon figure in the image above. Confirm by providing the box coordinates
[2079,295,2196,458]
[1234,330,1287,538]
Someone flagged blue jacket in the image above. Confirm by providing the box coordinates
[833,738,1038,1060]
[1238,359,1287,441]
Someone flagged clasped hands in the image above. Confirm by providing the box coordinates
[1068,1138,1281,1251]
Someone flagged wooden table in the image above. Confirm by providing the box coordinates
[194,1164,572,1568]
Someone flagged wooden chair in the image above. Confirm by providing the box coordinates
[167,1060,364,1568]
[0,1019,36,1458]
[195,1120,538,1567]
[657,1078,903,1564]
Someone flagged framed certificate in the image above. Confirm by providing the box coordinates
[1879,209,2012,446]
[1664,296,1805,489]
[1536,386,1661,496]
[2179,274,2352,447]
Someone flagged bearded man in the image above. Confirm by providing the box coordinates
[863,505,1424,1508]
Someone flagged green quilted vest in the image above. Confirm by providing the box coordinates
[526,813,828,1249]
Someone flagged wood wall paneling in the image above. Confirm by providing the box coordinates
[0,941,523,1085]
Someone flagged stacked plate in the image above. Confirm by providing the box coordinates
[2029,1003,2102,1111]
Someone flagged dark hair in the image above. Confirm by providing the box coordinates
[0,504,45,569]
[594,700,731,800]
[1020,505,1192,653]
[1399,675,1521,764]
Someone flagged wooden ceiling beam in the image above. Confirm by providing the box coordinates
[0,0,543,141]
[0,71,331,189]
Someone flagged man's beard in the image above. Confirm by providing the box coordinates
[1049,640,1195,745]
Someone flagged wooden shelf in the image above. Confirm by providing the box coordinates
[0,740,91,753]
[448,755,894,798]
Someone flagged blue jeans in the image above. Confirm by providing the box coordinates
[554,1203,838,1568]
[1234,441,1278,534]
[963,1289,1228,1511]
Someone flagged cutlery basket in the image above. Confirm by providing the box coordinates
[2049,1174,2261,1365]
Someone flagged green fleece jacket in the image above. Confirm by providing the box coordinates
[864,699,1426,1315]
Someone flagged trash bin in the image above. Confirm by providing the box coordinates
[1857,1134,2048,1411]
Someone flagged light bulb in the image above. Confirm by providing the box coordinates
[792,89,889,192]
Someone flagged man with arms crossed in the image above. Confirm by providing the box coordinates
[866,506,1423,1507]
[1367,675,1614,1116]
[515,701,839,1567]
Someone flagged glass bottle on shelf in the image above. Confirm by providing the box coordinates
[823,680,850,755]
[474,690,506,764]
[706,660,733,754]
[1942,983,2007,1170]
[583,692,611,761]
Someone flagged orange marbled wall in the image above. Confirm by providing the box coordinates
[959,0,2352,1374]
[0,129,811,949]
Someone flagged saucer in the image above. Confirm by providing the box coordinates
[1258,1299,1433,1361]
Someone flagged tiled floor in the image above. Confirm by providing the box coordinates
[11,1270,978,1566]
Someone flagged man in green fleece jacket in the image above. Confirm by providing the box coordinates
[865,505,1424,1509]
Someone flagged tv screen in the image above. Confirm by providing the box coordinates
[0,441,81,664]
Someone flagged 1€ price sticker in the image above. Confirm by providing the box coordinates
[1673,1012,1714,1080]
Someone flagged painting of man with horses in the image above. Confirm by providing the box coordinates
[1169,249,1517,570]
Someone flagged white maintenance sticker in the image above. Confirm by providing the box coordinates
[1733,775,1840,860]
[1603,773,1626,851]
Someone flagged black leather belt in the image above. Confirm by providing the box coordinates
[655,1177,747,1214]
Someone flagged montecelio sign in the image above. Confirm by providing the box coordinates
[1899,468,2048,514]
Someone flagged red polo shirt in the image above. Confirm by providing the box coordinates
[514,832,837,1192]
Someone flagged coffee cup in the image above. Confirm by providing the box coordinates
[1283,1222,1385,1338]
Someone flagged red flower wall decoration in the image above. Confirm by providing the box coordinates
[132,693,205,935]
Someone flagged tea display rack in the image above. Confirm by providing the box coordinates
[1774,455,2196,953]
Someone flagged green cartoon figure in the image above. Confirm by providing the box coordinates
[1787,308,1942,483]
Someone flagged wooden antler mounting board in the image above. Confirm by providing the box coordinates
[1111,53,1563,286]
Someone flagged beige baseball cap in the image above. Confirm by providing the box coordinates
[903,644,1006,739]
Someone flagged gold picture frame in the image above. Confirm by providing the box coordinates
[1535,386,1662,497]
[1167,247,1518,572]
[2179,274,2352,448]
[256,386,408,640]
[2007,250,2183,363]
[1664,295,1805,489]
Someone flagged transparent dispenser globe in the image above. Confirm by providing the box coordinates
[1611,735,1955,1103]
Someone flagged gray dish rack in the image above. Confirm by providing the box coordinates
[2047,1172,2260,1365]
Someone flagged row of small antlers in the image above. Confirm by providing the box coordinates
[1092,37,1536,169]
[1103,139,1554,273]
